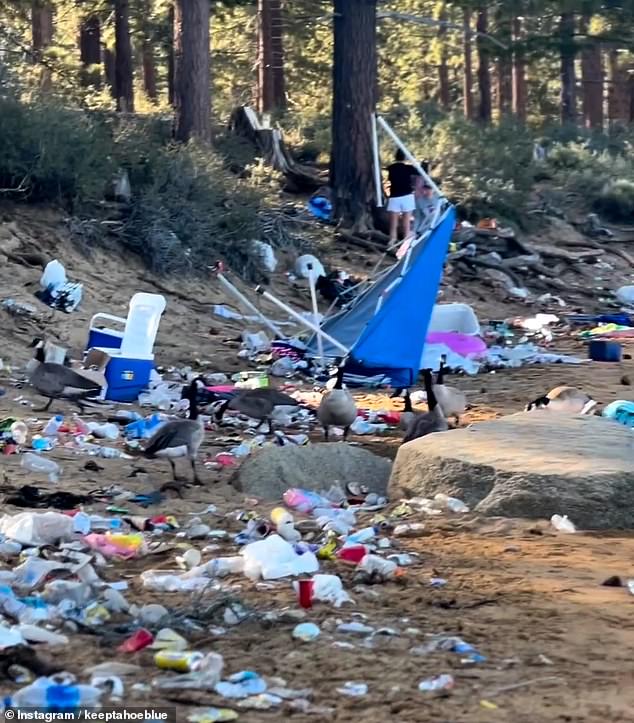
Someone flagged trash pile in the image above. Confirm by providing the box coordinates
[0,467,486,716]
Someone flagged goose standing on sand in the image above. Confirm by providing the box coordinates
[433,356,467,424]
[525,386,596,415]
[317,364,357,441]
[143,378,206,485]
[28,339,101,412]
[391,389,418,431]
[403,369,449,443]
[213,387,300,434]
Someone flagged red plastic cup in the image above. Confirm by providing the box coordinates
[298,578,314,609]
[117,628,154,653]
[336,545,368,564]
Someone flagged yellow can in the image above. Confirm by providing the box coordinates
[270,507,292,527]
[154,650,204,673]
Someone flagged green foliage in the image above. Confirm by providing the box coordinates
[418,113,536,224]
[594,179,634,222]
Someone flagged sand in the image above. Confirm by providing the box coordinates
[0,203,633,720]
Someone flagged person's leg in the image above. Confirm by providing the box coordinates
[401,211,413,239]
[389,211,399,243]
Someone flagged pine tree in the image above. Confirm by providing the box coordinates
[114,0,135,111]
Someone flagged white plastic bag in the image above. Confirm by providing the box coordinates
[0,512,74,546]
[252,241,278,273]
[241,534,318,581]
[40,260,66,291]
[616,286,634,306]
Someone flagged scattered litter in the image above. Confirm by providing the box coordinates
[550,514,576,534]
[336,682,368,697]
[293,622,320,642]
[418,674,455,693]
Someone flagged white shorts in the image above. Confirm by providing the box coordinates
[387,194,415,213]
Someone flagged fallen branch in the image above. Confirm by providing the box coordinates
[529,243,601,262]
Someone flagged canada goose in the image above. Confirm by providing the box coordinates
[317,365,357,441]
[390,388,417,431]
[525,386,596,415]
[213,387,299,434]
[143,378,206,485]
[403,369,448,443]
[434,356,467,424]
[28,340,101,412]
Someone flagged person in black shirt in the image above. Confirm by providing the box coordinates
[386,149,420,244]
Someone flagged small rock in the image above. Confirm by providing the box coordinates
[620,376,631,386]
[601,575,623,587]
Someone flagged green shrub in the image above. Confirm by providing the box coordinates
[594,179,634,223]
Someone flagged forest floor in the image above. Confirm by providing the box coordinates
[0,203,633,721]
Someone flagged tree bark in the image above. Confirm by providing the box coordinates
[31,0,54,90]
[79,14,101,88]
[580,16,603,129]
[559,11,577,124]
[476,7,491,122]
[330,0,377,230]
[103,47,116,98]
[437,1,450,109]
[174,0,212,143]
[607,50,630,126]
[142,44,158,101]
[512,14,527,122]
[114,0,134,112]
[495,10,512,117]
[167,4,175,106]
[257,0,286,113]
[463,7,474,120]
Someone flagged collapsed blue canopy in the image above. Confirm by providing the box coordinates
[307,205,456,387]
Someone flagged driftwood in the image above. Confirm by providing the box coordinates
[229,106,322,193]
[337,229,396,257]
[528,243,601,263]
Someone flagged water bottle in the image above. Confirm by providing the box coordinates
[42,415,64,438]
[94,446,125,459]
[346,526,376,544]
[113,410,142,422]
[21,453,61,483]
[71,414,90,435]
[551,514,576,533]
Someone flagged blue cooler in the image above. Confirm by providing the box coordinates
[102,351,154,402]
[87,313,126,352]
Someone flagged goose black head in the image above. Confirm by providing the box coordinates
[29,337,44,349]
[525,396,550,411]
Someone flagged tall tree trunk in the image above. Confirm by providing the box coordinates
[559,11,577,124]
[476,7,491,122]
[167,4,175,106]
[257,0,286,113]
[114,0,134,112]
[437,2,450,109]
[330,0,377,230]
[257,0,274,113]
[495,10,512,117]
[607,50,630,126]
[31,0,54,90]
[580,16,603,129]
[103,47,116,98]
[174,0,211,143]
[512,14,527,122]
[142,44,158,101]
[462,7,474,120]
[79,14,101,88]
[270,0,286,110]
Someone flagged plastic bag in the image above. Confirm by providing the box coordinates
[293,574,353,607]
[40,260,66,291]
[241,535,318,581]
[251,241,277,273]
[0,511,74,546]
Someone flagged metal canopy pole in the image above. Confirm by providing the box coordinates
[371,113,383,208]
[375,114,442,198]
[255,286,350,356]
[213,266,284,338]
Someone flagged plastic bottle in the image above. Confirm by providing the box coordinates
[203,557,245,577]
[433,493,470,514]
[346,526,376,544]
[551,514,576,533]
[42,415,64,438]
[94,446,126,459]
[10,674,102,710]
[21,453,61,483]
[10,421,28,446]
[71,414,90,435]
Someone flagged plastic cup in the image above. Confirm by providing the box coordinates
[298,578,314,609]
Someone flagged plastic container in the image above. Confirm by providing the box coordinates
[117,628,154,653]
[42,415,64,438]
[433,493,470,513]
[589,339,622,362]
[21,453,61,483]
[336,545,368,565]
[10,421,28,446]
[10,674,102,711]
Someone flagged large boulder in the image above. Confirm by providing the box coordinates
[389,414,634,529]
[235,443,392,501]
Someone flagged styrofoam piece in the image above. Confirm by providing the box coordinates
[427,303,481,336]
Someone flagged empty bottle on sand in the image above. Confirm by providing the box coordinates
[21,453,61,483]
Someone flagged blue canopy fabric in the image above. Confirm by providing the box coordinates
[307,205,455,387]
